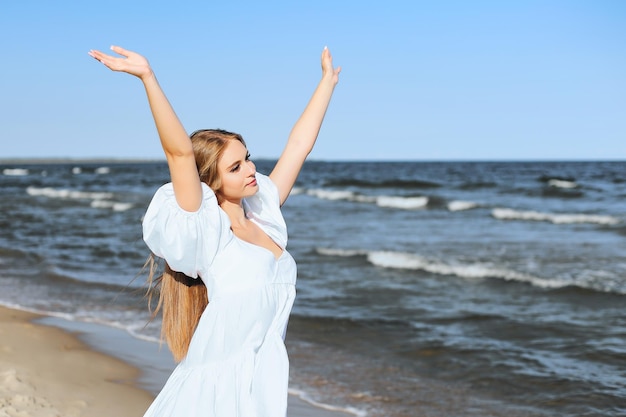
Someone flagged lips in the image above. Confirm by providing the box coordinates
[247,177,257,187]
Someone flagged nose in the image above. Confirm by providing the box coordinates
[247,160,256,176]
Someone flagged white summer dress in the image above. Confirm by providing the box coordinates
[141,173,297,417]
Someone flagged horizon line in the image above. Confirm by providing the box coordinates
[1,157,625,164]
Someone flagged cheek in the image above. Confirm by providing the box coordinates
[221,175,235,190]
[220,173,245,194]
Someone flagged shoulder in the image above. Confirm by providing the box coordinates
[255,173,280,205]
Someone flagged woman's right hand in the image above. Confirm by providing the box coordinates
[88,46,153,80]
[90,44,202,211]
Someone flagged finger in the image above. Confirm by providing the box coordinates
[88,50,111,66]
[88,49,105,60]
[322,46,330,60]
[110,45,131,58]
[88,50,123,71]
[323,47,335,68]
[89,49,118,63]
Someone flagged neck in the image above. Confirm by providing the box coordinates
[219,198,247,227]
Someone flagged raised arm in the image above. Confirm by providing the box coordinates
[89,46,202,211]
[270,47,341,205]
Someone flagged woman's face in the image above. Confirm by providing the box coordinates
[217,139,258,202]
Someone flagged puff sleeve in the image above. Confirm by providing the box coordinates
[142,182,225,279]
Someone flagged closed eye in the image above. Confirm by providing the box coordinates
[227,151,251,173]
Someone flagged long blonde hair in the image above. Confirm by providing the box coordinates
[147,129,246,362]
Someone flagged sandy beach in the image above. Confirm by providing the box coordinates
[0,306,352,417]
[0,306,153,417]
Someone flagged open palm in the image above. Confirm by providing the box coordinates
[88,46,152,79]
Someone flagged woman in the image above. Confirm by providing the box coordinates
[88,45,340,416]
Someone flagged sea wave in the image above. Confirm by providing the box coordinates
[316,248,368,257]
[26,186,133,212]
[90,200,134,212]
[317,247,626,294]
[548,179,578,189]
[3,168,29,176]
[27,186,113,200]
[95,167,110,175]
[307,189,359,201]
[306,189,429,210]
[376,196,428,209]
[288,388,366,417]
[317,248,575,290]
[447,200,480,212]
[368,251,566,288]
[492,208,620,225]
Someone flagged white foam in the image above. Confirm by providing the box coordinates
[353,194,377,204]
[376,195,428,210]
[306,189,377,204]
[448,200,479,212]
[548,179,577,189]
[307,188,428,210]
[113,203,134,212]
[90,200,134,212]
[72,167,82,174]
[288,388,367,417]
[316,248,367,257]
[0,301,162,345]
[307,189,356,201]
[0,301,77,321]
[365,251,568,288]
[26,186,113,201]
[95,166,110,174]
[2,168,28,176]
[78,316,161,343]
[492,208,620,225]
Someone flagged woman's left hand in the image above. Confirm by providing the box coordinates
[321,46,341,85]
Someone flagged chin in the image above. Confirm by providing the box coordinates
[242,184,259,197]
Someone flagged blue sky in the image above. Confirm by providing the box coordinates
[1,0,624,160]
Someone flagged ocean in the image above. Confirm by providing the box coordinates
[1,160,624,417]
